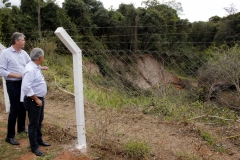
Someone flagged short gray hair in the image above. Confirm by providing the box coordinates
[30,48,44,61]
[11,32,25,45]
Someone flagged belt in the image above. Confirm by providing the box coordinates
[24,96,44,99]
[6,80,22,83]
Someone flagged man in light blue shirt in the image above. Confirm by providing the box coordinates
[0,32,30,145]
[22,48,50,157]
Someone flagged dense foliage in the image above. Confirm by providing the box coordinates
[0,0,239,76]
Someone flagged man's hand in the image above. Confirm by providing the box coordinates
[35,98,42,107]
[7,72,22,78]
[41,66,48,70]
[17,73,22,78]
[30,95,42,107]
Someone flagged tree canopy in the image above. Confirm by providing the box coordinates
[0,0,239,75]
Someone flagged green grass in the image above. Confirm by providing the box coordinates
[177,151,199,160]
[200,131,215,145]
[15,132,28,139]
[124,140,150,159]
[0,141,30,159]
[36,147,61,160]
[213,144,227,153]
[0,137,63,160]
[0,143,8,155]
[84,85,155,109]
[198,130,227,153]
[0,123,6,129]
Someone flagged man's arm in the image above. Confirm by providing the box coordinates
[7,73,22,78]
[28,95,42,107]
[0,52,10,77]
[22,71,42,107]
[40,66,48,70]
[0,51,22,78]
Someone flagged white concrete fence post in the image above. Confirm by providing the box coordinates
[0,43,10,113]
[54,27,87,151]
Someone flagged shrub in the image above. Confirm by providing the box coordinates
[124,140,150,159]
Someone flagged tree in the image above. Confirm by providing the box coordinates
[103,10,125,50]
[209,15,221,23]
[83,0,109,37]
[198,44,240,96]
[20,0,40,40]
[63,0,106,49]
[63,0,92,34]
[82,0,104,14]
[0,7,16,46]
[41,2,73,31]
[142,0,160,8]
[137,4,179,51]
[20,0,39,15]
[213,12,240,46]
[189,21,217,50]
[224,3,238,15]
[164,0,183,16]
[0,0,11,8]
[117,4,137,50]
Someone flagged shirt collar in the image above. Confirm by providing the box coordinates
[30,61,41,69]
[10,46,22,53]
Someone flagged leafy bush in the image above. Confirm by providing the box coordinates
[197,44,240,101]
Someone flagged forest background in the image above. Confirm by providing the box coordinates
[1,0,240,77]
[1,0,239,101]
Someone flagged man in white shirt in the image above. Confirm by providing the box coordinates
[22,48,50,157]
[0,32,30,145]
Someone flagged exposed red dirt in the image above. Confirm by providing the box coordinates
[53,151,90,160]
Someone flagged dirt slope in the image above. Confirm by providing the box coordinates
[85,54,185,90]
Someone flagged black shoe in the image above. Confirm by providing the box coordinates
[32,149,44,156]
[38,141,51,146]
[5,138,20,145]
[18,129,28,134]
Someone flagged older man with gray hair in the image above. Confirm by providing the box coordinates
[21,48,50,157]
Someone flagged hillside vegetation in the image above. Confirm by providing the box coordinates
[1,46,240,159]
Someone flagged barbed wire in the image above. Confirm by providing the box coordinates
[75,41,239,44]
[1,34,239,43]
[1,30,240,40]
[73,19,240,29]
[0,40,238,47]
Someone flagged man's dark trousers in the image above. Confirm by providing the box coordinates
[24,96,44,152]
[6,80,26,138]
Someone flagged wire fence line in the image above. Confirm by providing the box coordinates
[73,48,240,159]
[77,49,240,110]
[1,36,238,113]
[1,38,240,159]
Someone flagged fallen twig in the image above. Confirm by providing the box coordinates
[208,116,234,121]
[225,134,240,139]
[188,108,216,121]
[189,111,240,123]
[53,74,75,96]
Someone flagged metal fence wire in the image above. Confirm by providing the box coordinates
[2,42,240,159]
[81,49,240,109]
